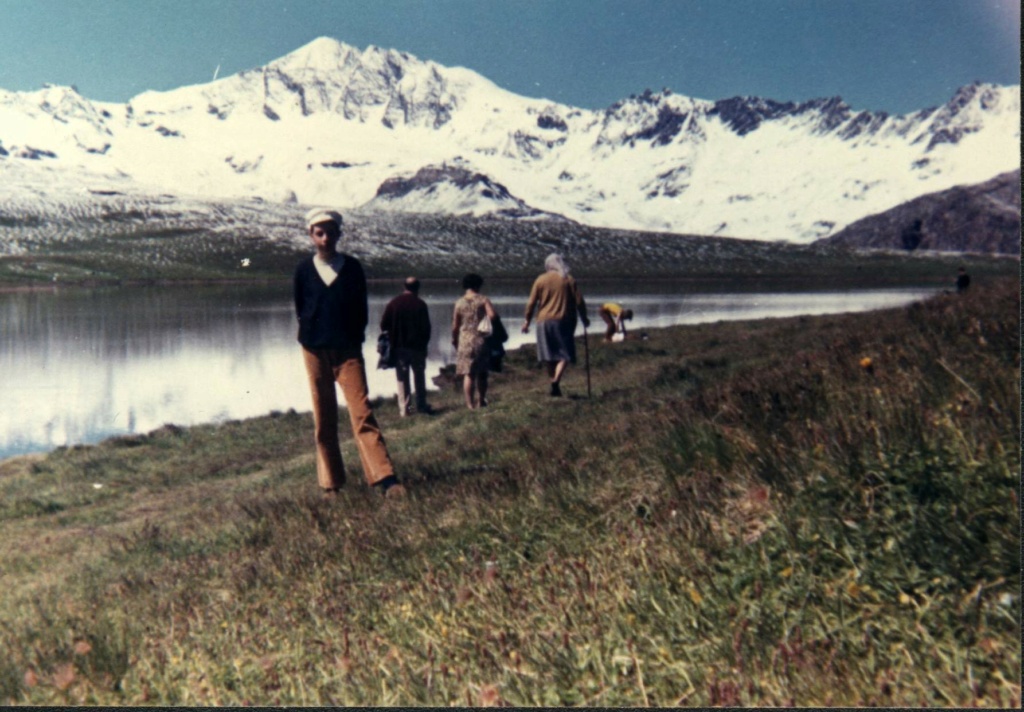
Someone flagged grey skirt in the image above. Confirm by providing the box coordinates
[536,318,576,363]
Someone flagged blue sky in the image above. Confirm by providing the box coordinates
[0,0,1019,114]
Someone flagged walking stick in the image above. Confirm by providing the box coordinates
[582,320,592,399]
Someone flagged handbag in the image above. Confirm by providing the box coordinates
[376,332,393,369]
[486,314,507,371]
[477,314,493,336]
[491,314,508,344]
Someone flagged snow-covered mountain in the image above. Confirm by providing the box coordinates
[0,36,1019,243]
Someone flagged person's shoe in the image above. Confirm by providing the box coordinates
[384,483,407,500]
[417,404,435,415]
[322,487,342,499]
[550,382,562,397]
[374,475,405,499]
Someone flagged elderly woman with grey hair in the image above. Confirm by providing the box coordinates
[521,253,590,397]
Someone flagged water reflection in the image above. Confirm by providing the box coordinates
[0,281,936,458]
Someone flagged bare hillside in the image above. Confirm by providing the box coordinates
[817,170,1021,254]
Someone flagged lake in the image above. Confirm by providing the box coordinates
[0,279,938,459]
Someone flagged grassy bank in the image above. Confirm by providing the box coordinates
[0,278,1018,706]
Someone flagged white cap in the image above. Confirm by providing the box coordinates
[305,207,343,229]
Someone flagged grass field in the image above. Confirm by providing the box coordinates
[0,276,1018,706]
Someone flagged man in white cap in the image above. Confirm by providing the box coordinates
[293,208,404,498]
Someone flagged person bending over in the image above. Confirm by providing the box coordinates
[599,302,633,342]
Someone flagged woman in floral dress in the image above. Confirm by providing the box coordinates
[451,273,499,410]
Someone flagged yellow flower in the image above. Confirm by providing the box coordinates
[780,566,794,578]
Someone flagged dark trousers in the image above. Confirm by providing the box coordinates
[394,347,428,416]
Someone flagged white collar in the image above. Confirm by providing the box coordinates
[313,253,345,286]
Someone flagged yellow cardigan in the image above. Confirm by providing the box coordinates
[524,271,586,322]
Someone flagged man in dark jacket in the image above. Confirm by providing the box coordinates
[956,267,971,293]
[380,277,433,416]
[293,208,403,499]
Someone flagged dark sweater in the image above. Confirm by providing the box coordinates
[293,253,368,351]
[380,292,432,352]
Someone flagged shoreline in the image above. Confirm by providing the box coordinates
[0,283,947,464]
[0,264,1011,462]
[0,269,1000,293]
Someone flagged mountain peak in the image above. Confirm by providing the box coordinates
[940,81,1017,117]
[710,96,797,136]
[918,82,1020,151]
[272,36,355,72]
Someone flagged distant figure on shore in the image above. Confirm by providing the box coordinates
[452,273,498,410]
[521,253,589,397]
[293,208,404,499]
[599,302,634,343]
[901,219,924,251]
[956,267,971,293]
[380,276,433,417]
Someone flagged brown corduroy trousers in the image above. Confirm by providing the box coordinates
[301,347,395,490]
